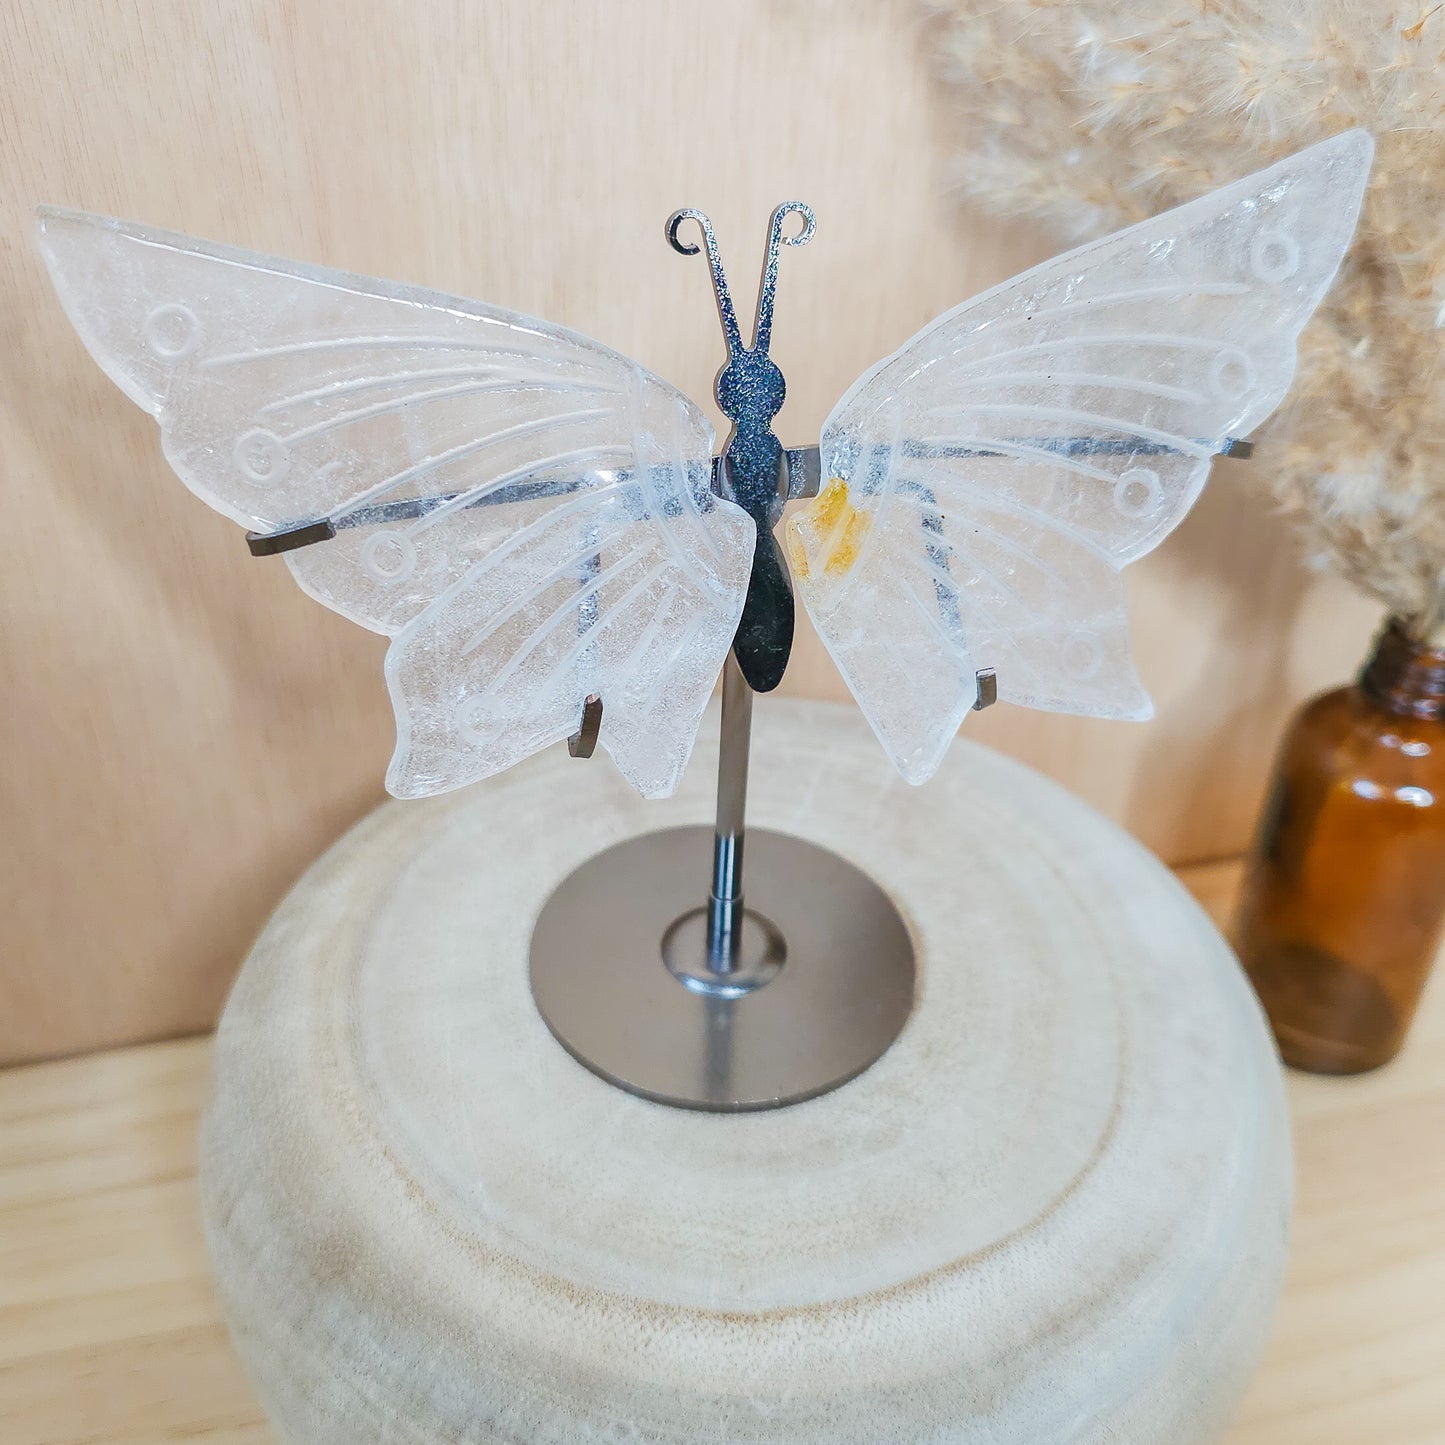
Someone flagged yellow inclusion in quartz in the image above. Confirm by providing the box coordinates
[787,478,871,581]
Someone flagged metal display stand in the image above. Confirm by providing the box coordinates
[529,204,922,1111]
[529,656,918,1111]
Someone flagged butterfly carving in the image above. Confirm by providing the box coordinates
[37,130,1372,798]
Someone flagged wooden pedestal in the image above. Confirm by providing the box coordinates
[200,700,1290,1443]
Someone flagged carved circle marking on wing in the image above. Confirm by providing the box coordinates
[1208,348,1256,403]
[1113,468,1163,519]
[1062,630,1105,681]
[233,428,291,486]
[454,693,499,747]
[360,531,418,585]
[1249,228,1301,285]
[143,303,202,361]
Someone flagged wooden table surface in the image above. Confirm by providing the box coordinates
[2,858,1442,1445]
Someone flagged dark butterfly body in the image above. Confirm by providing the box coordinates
[665,203,814,691]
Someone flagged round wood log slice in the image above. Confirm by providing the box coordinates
[200,699,1290,1444]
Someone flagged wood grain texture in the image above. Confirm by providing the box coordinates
[0,0,1382,1063]
[0,860,1441,1444]
[197,707,1290,1443]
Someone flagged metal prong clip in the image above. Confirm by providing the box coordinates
[973,668,997,712]
[568,694,603,758]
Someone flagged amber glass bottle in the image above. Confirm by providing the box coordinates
[1234,618,1445,1073]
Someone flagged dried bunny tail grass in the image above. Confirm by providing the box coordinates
[921,0,1445,636]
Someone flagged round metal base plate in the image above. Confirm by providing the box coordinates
[529,826,916,1111]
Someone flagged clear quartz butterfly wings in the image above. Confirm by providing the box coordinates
[37,129,1373,798]
[787,129,1374,782]
[36,208,758,799]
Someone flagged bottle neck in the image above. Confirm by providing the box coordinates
[1359,618,1445,721]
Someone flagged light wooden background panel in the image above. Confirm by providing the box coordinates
[0,0,1380,1064]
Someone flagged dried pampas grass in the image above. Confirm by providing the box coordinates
[923,0,1445,639]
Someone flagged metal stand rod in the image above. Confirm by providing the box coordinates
[530,657,917,1111]
[707,655,753,971]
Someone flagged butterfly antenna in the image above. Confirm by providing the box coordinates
[666,208,744,358]
[752,202,814,355]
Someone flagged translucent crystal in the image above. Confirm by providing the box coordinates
[37,208,754,798]
[37,130,1375,799]
[788,130,1374,784]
